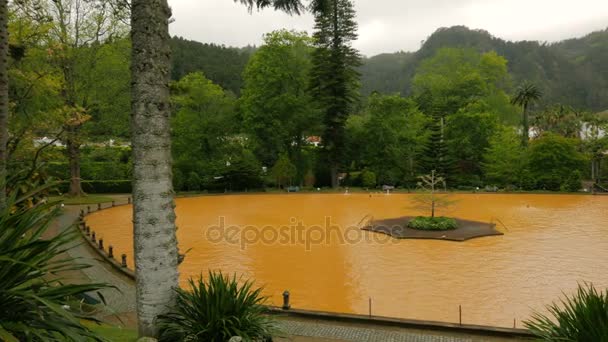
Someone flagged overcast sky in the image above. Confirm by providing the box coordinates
[167,0,608,57]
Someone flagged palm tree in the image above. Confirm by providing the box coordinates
[0,0,8,211]
[511,82,542,147]
[130,0,313,338]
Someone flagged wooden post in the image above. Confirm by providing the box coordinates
[98,238,104,250]
[91,232,96,243]
[97,203,102,210]
[121,254,127,267]
[369,297,372,318]
[108,245,114,258]
[459,305,462,325]
[87,206,91,213]
[127,197,131,204]
[86,226,90,236]
[112,200,115,207]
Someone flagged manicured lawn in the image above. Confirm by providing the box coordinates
[88,324,137,341]
[49,195,115,205]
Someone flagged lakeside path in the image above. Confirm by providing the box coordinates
[52,197,525,342]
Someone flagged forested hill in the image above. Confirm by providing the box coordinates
[170,26,608,111]
[360,26,608,111]
[170,36,254,95]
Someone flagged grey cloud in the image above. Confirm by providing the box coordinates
[168,0,608,56]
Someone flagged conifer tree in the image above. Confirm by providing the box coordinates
[310,0,361,188]
[418,116,453,184]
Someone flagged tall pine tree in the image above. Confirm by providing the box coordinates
[310,0,361,188]
[418,115,453,185]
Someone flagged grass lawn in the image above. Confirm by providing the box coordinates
[49,195,115,205]
[88,324,137,342]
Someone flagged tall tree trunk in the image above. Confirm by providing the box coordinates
[131,0,179,337]
[66,133,84,196]
[330,163,338,188]
[0,0,8,210]
[522,104,529,147]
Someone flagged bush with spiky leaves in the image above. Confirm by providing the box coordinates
[0,187,108,341]
[157,271,278,342]
[524,283,608,341]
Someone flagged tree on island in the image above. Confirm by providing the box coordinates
[409,170,457,231]
[310,0,361,188]
[412,170,454,218]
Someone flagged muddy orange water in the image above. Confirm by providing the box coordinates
[86,193,608,327]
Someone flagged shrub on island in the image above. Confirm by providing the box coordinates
[408,216,458,231]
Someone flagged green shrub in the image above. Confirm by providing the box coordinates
[408,216,458,231]
[173,168,185,191]
[157,271,278,342]
[81,162,130,181]
[186,171,202,191]
[361,169,377,189]
[0,188,108,340]
[562,170,582,192]
[524,283,608,341]
[59,180,132,194]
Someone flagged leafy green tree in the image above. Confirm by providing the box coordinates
[271,153,297,188]
[240,30,318,167]
[483,126,527,187]
[511,82,542,147]
[9,0,129,196]
[361,94,428,185]
[171,72,237,183]
[413,48,510,117]
[527,133,585,191]
[413,48,510,185]
[446,104,500,183]
[310,0,361,188]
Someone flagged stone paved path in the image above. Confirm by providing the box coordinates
[277,320,472,342]
[275,319,523,342]
[53,200,136,317]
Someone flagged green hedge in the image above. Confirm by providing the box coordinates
[60,180,131,194]
[408,216,458,231]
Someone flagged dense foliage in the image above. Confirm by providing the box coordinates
[360,26,608,112]
[5,3,607,193]
[157,272,276,342]
[171,37,253,95]
[408,216,457,231]
[524,283,608,341]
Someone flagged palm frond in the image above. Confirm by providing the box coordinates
[0,186,110,341]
